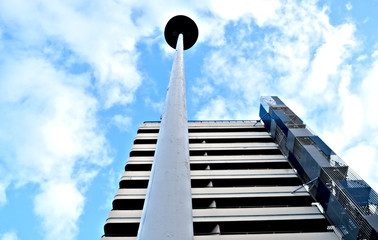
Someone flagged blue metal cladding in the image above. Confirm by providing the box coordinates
[339,180,374,206]
[326,195,360,240]
[300,145,330,180]
[371,228,378,240]
[317,179,361,240]
[316,179,331,211]
[259,96,378,239]
[365,216,378,238]
[271,109,290,135]
[288,152,304,177]
[287,128,314,153]
[310,136,334,156]
[259,104,271,131]
[286,130,296,153]
[270,119,276,138]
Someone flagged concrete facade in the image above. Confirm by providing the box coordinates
[102,120,340,239]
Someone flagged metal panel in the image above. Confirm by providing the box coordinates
[272,109,290,136]
[300,145,328,180]
[365,215,378,238]
[309,136,334,156]
[326,194,359,240]
[270,119,276,138]
[259,104,271,131]
[339,180,374,206]
[286,128,313,153]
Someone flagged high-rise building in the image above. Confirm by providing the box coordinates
[101,96,378,240]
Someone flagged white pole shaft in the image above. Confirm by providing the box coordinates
[137,34,194,240]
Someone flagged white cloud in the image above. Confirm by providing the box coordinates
[112,115,132,132]
[34,182,84,240]
[0,0,144,109]
[342,57,378,191]
[195,96,231,120]
[192,82,215,98]
[303,23,355,98]
[360,59,378,129]
[145,98,164,114]
[315,47,378,192]
[1,231,18,240]
[194,1,357,118]
[0,180,9,206]
[196,16,228,47]
[372,50,378,58]
[341,95,363,137]
[284,99,306,118]
[208,0,281,26]
[195,96,255,120]
[357,55,367,62]
[343,144,378,191]
[0,56,110,239]
[346,2,353,11]
[101,169,120,210]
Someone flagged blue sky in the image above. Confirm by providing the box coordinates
[1,0,378,239]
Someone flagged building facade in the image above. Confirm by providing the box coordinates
[101,96,378,240]
[259,96,378,240]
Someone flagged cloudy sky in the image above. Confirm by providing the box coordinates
[1,0,378,239]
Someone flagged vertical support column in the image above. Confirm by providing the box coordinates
[137,33,194,240]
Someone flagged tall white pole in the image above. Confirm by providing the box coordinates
[137,33,194,240]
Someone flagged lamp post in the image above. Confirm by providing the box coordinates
[136,15,198,240]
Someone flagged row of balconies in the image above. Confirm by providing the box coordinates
[103,121,336,239]
[105,207,330,237]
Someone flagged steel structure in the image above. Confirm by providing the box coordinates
[137,16,198,239]
[137,33,192,240]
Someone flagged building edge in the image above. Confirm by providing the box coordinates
[260,96,378,240]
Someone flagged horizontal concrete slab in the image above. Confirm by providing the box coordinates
[114,186,309,200]
[135,131,271,140]
[131,142,278,151]
[121,169,297,181]
[126,155,287,164]
[139,121,265,130]
[105,206,324,224]
[101,232,339,240]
